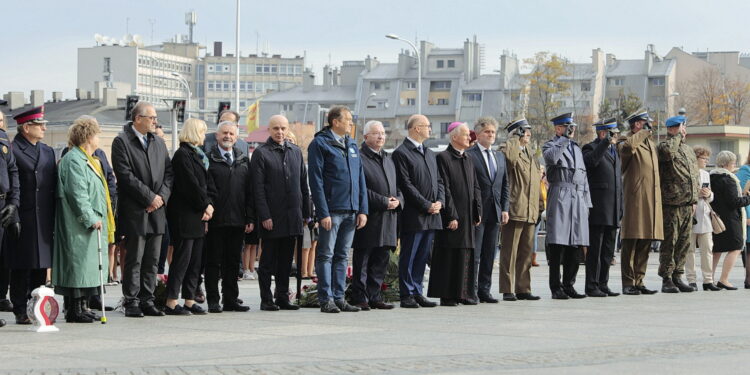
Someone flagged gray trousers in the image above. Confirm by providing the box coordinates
[121,233,163,307]
[473,219,500,298]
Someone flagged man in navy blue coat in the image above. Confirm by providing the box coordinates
[466,117,509,304]
[307,106,368,313]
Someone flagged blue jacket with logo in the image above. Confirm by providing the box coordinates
[307,127,368,220]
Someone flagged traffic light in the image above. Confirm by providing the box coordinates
[217,101,231,124]
[125,95,140,121]
[173,99,186,123]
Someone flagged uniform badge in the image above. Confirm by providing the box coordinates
[349,147,358,158]
[1,145,6,154]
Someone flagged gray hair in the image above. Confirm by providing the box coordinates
[217,120,238,131]
[362,120,383,137]
[715,150,737,168]
[474,116,498,132]
[131,101,154,120]
[449,123,468,138]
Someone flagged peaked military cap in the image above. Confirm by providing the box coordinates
[594,117,619,131]
[505,116,531,133]
[551,112,576,126]
[625,108,653,124]
[13,105,48,125]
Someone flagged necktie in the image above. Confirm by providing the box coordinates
[485,149,496,180]
[609,145,616,159]
[417,144,424,154]
[224,152,232,164]
[142,135,149,150]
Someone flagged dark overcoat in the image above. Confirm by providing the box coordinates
[391,139,445,233]
[710,171,750,252]
[168,143,211,241]
[582,137,623,227]
[352,144,403,249]
[206,145,254,228]
[435,145,482,249]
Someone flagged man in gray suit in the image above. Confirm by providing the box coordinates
[466,117,509,303]
[112,101,174,317]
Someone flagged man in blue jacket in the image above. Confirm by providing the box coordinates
[308,106,368,313]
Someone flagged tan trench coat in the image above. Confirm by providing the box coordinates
[503,138,542,223]
[618,129,664,240]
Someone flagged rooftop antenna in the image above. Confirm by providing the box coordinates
[148,19,155,45]
[255,30,260,56]
[185,11,197,43]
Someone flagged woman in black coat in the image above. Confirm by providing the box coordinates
[709,151,750,290]
[166,119,213,315]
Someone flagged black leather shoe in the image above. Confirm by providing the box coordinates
[369,301,394,310]
[717,281,738,290]
[320,300,341,313]
[0,318,5,327]
[586,289,607,297]
[208,303,223,313]
[400,296,419,308]
[478,294,499,303]
[637,285,657,294]
[15,313,31,325]
[223,302,251,312]
[551,290,569,299]
[600,287,620,297]
[672,276,694,292]
[184,304,207,315]
[334,300,360,312]
[0,299,13,312]
[622,286,641,295]
[124,305,144,317]
[502,293,517,301]
[260,301,280,311]
[440,298,458,306]
[661,278,679,293]
[459,298,478,305]
[563,287,586,299]
[354,302,371,311]
[703,283,721,291]
[414,295,437,308]
[88,299,114,312]
[277,300,300,310]
[142,304,166,316]
[689,282,699,291]
[745,282,750,289]
[164,305,191,316]
[516,293,540,300]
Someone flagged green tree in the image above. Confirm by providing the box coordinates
[599,90,643,132]
[523,52,571,148]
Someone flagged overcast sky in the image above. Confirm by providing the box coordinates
[2,0,749,100]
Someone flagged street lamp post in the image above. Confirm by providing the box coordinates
[171,71,191,153]
[386,34,421,114]
[357,93,377,144]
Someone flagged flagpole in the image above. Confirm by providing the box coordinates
[235,0,241,114]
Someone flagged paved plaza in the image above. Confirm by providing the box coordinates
[1,252,749,375]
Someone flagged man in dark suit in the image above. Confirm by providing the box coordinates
[203,110,249,157]
[251,115,309,312]
[466,117,509,304]
[351,121,403,310]
[112,101,174,318]
[6,106,56,324]
[582,118,623,297]
[392,114,444,309]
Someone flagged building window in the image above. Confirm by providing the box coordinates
[406,98,416,106]
[651,77,665,86]
[103,57,111,73]
[611,78,624,86]
[282,104,293,112]
[581,81,591,92]
[447,60,455,68]
[382,121,390,128]
[463,93,482,101]
[371,81,390,90]
[430,81,451,91]
[405,81,417,90]
[440,122,451,134]
[436,60,444,68]
[375,100,388,109]
[436,98,449,105]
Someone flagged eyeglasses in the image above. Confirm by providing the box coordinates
[138,115,158,121]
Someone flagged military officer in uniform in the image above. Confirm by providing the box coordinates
[657,115,700,293]
[0,110,20,327]
[618,109,662,295]
[542,113,592,299]
[6,106,56,324]
[582,118,622,297]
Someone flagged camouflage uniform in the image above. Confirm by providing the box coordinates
[657,133,700,278]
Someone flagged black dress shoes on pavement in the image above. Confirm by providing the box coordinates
[459,298,478,305]
[600,287,620,297]
[478,294,499,303]
[717,281,738,290]
[689,282,699,291]
[277,300,301,310]
[320,300,341,313]
[703,283,721,291]
[637,285,658,294]
[400,296,419,308]
[208,303,223,313]
[672,276,694,292]
[164,305,191,316]
[124,305,144,318]
[335,300,360,312]
[414,295,437,308]
[551,290,569,300]
[260,301,280,311]
[0,299,13,312]
[15,313,32,325]
[516,293,540,300]
[354,302,371,311]
[622,286,641,295]
[563,287,586,299]
[223,302,251,312]
[142,304,166,316]
[369,301,395,310]
[183,304,207,315]
[586,289,607,297]
[440,298,458,306]
[502,293,517,301]
[661,278,679,293]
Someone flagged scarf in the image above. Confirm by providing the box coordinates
[712,167,747,241]
[79,147,116,244]
[190,144,209,170]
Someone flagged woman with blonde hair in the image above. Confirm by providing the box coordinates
[736,149,750,288]
[165,118,213,315]
[53,115,115,323]
[687,146,719,291]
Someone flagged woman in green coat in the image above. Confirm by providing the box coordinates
[52,116,115,323]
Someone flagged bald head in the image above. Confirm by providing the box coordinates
[269,115,289,144]
[407,114,431,143]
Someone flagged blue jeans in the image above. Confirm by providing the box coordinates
[315,213,356,304]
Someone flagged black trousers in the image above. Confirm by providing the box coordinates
[166,237,204,300]
[258,236,295,304]
[10,268,46,315]
[205,226,245,305]
[351,246,391,304]
[548,244,580,292]
[121,233,162,307]
[473,218,500,298]
[0,265,10,298]
[586,225,617,293]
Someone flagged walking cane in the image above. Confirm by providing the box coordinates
[296,235,303,303]
[97,228,107,324]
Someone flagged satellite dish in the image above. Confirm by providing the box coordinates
[94,33,103,45]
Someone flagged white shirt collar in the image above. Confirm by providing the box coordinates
[477,143,491,153]
[132,126,148,140]
[406,136,422,148]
